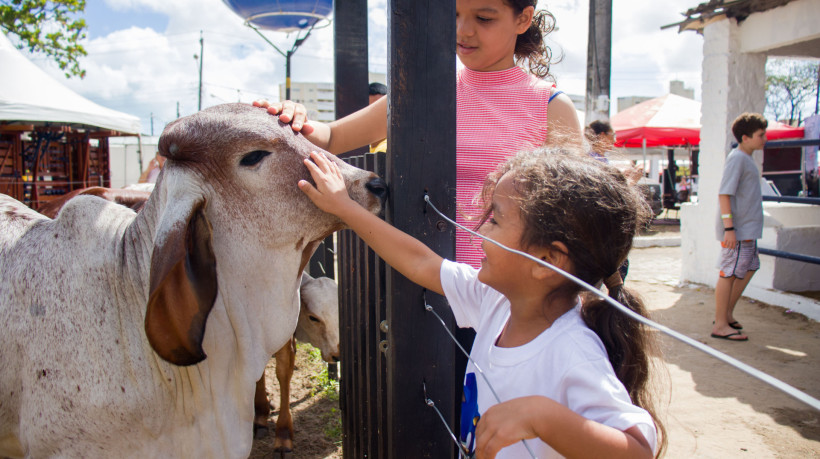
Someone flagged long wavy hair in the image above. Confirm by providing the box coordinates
[479,147,667,457]
[506,0,559,80]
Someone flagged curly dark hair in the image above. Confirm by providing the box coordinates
[479,148,666,457]
[731,112,768,144]
[505,0,559,80]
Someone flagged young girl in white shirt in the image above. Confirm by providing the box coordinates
[298,147,666,458]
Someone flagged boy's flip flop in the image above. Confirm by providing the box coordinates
[713,321,744,330]
[711,331,748,341]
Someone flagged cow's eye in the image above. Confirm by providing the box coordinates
[240,150,271,167]
[308,315,320,323]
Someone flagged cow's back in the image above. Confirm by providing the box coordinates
[0,194,172,457]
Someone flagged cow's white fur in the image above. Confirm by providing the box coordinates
[296,272,340,362]
[0,103,381,458]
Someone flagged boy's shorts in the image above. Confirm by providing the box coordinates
[718,240,759,278]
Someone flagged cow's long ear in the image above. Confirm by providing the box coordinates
[145,199,217,366]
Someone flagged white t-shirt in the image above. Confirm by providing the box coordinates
[440,259,657,458]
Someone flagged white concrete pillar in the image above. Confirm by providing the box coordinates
[680,18,766,286]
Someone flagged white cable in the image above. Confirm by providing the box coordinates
[424,195,820,412]
[423,299,538,458]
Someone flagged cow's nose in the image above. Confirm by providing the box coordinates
[365,177,388,204]
[332,354,341,363]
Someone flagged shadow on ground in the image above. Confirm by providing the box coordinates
[629,246,820,456]
[652,285,820,440]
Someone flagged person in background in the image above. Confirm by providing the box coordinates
[711,112,768,342]
[585,120,617,163]
[368,82,388,153]
[138,154,165,184]
[584,119,640,280]
[585,120,643,185]
[675,175,691,203]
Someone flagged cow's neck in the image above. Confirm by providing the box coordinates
[119,191,304,457]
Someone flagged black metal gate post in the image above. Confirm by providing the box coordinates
[310,0,371,281]
[331,0,369,449]
[334,1,457,457]
[386,0,457,457]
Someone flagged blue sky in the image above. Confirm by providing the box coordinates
[14,0,704,135]
[83,2,169,38]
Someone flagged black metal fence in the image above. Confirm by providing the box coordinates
[336,151,389,458]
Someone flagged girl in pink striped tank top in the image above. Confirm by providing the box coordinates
[259,0,581,267]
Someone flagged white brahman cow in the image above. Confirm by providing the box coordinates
[0,103,385,458]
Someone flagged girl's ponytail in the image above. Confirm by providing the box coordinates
[581,283,668,457]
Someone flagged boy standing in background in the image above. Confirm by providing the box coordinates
[712,112,768,342]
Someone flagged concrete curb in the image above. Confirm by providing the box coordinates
[633,236,682,248]
[743,284,820,322]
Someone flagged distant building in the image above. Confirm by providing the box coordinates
[278,73,387,122]
[567,93,585,111]
[617,80,695,112]
[617,95,653,113]
[670,80,695,99]
[369,72,386,86]
[279,82,335,122]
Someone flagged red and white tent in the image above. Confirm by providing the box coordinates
[765,120,805,140]
[611,94,804,147]
[0,33,140,133]
[612,94,701,148]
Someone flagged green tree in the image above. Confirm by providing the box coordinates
[0,0,87,78]
[765,59,819,126]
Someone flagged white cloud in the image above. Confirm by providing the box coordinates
[22,0,704,133]
[543,0,703,108]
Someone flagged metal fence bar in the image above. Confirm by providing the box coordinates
[353,155,367,458]
[339,152,391,458]
[762,195,820,205]
[765,138,820,148]
[339,225,356,456]
[758,247,820,265]
[374,152,389,459]
[363,152,380,457]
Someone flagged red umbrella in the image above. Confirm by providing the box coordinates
[611,94,701,148]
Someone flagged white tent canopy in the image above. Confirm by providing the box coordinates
[0,33,141,134]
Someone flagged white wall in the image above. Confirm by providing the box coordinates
[108,136,160,188]
[738,0,820,55]
[681,18,766,286]
[680,5,820,318]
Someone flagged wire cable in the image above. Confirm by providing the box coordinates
[423,194,820,412]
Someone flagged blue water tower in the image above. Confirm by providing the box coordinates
[222,0,333,33]
[223,0,333,99]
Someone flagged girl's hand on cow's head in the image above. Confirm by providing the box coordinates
[299,151,354,215]
[253,99,314,134]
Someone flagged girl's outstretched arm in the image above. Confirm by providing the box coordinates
[475,396,653,459]
[255,97,388,155]
[299,151,444,295]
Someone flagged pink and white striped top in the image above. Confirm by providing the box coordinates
[456,66,553,268]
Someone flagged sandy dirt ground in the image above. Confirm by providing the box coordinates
[251,245,820,458]
[249,346,343,459]
[630,246,819,458]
